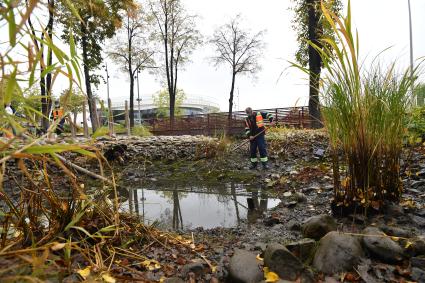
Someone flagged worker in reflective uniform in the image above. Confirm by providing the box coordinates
[245,107,274,170]
[52,100,65,135]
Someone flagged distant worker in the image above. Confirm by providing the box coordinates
[4,103,15,138]
[52,100,65,135]
[245,107,274,170]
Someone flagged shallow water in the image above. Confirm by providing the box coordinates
[121,183,280,230]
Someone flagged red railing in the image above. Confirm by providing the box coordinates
[145,107,313,136]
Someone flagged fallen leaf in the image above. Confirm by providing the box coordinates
[102,273,116,283]
[51,242,66,251]
[344,272,359,281]
[256,254,264,261]
[77,266,91,279]
[264,267,279,283]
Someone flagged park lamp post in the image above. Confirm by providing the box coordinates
[136,67,142,125]
[103,62,113,134]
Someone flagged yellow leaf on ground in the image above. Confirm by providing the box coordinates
[102,273,116,283]
[211,266,217,273]
[264,267,280,283]
[77,266,91,279]
[391,236,400,241]
[256,254,264,261]
[405,241,413,249]
[50,242,66,251]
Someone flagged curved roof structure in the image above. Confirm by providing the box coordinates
[108,95,220,114]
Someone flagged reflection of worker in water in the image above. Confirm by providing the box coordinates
[247,190,268,223]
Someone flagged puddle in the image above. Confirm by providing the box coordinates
[121,183,280,230]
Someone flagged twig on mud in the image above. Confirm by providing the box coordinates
[55,154,110,183]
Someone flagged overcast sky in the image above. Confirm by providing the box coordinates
[97,0,425,112]
[6,0,425,112]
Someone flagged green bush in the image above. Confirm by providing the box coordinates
[407,106,425,143]
[297,1,417,210]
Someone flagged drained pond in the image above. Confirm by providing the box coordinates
[121,183,281,229]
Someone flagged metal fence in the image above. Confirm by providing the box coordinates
[144,106,313,136]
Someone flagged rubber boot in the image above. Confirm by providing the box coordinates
[262,162,270,170]
[249,162,258,170]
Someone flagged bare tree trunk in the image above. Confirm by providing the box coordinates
[228,72,236,120]
[129,76,135,128]
[44,0,55,131]
[127,15,135,128]
[81,22,99,132]
[227,71,236,135]
[308,0,322,129]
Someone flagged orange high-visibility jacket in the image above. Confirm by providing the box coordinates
[53,108,64,120]
[245,111,273,136]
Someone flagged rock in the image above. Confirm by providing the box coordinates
[302,214,337,240]
[181,262,205,277]
[213,247,224,254]
[411,215,425,227]
[414,209,425,217]
[292,192,307,203]
[164,277,185,283]
[412,180,425,189]
[254,242,267,252]
[349,214,367,224]
[379,225,414,238]
[411,257,425,270]
[62,274,81,283]
[411,236,425,256]
[362,227,404,263]
[313,231,364,274]
[264,216,280,226]
[383,203,404,217]
[323,277,340,283]
[287,219,301,231]
[228,249,263,283]
[285,238,316,263]
[299,268,315,283]
[263,243,304,281]
[412,267,425,282]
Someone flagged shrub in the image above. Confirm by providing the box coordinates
[304,1,418,212]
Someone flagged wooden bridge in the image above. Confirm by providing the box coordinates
[144,106,313,136]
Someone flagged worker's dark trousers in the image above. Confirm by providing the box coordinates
[250,134,268,163]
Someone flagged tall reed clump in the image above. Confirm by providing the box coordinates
[311,1,418,213]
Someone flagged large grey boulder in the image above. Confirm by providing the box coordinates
[362,227,404,263]
[411,236,425,256]
[412,267,425,282]
[228,249,263,283]
[285,238,316,263]
[264,243,304,281]
[313,231,364,274]
[302,214,337,240]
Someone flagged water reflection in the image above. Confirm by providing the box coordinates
[122,183,280,230]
